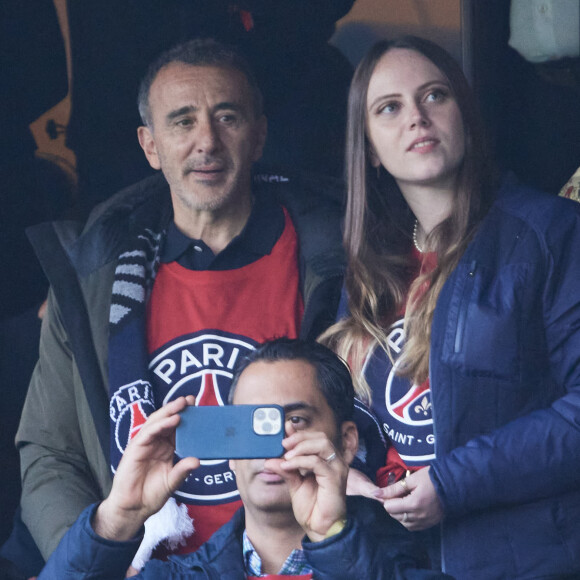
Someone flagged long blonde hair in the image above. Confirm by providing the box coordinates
[320,36,496,402]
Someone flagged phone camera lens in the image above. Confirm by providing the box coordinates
[255,409,266,420]
[268,409,279,420]
[262,421,272,433]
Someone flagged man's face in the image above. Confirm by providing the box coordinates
[138,63,267,221]
[230,360,347,515]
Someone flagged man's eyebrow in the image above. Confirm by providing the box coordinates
[165,102,245,123]
[166,106,196,123]
[283,402,317,414]
[214,101,248,119]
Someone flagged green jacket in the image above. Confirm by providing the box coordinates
[16,171,345,559]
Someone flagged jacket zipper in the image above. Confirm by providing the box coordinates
[454,260,477,353]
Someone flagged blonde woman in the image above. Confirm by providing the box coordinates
[322,36,580,579]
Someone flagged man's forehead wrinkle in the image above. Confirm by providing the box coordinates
[166,105,197,122]
[153,64,248,96]
[165,100,241,116]
[214,101,244,112]
[151,72,250,126]
[283,402,318,414]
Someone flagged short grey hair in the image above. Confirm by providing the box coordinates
[137,38,263,127]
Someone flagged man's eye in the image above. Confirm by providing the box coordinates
[218,114,237,124]
[176,118,193,127]
[287,416,309,429]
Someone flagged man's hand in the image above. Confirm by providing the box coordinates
[264,431,348,542]
[94,396,200,541]
[374,467,443,531]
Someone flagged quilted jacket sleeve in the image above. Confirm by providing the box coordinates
[430,195,580,516]
[17,290,106,559]
[303,498,451,579]
[38,504,142,580]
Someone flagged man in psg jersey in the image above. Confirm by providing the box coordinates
[38,339,448,579]
[16,39,344,572]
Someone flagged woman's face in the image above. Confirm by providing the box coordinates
[365,48,465,196]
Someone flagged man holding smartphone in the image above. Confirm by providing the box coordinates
[15,38,345,573]
[38,339,447,579]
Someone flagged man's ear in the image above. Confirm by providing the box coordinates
[340,421,359,466]
[251,115,268,163]
[138,125,162,170]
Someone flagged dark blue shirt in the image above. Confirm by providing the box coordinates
[161,194,284,271]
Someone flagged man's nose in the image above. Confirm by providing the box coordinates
[195,117,220,152]
[285,421,297,438]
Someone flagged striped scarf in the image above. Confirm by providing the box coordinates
[108,227,164,473]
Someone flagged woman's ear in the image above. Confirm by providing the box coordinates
[368,144,381,169]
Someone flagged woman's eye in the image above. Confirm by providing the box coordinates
[425,89,447,103]
[379,102,399,115]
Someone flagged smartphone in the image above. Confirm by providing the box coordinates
[176,404,285,460]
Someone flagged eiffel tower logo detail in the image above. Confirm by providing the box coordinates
[128,401,149,440]
[195,372,225,407]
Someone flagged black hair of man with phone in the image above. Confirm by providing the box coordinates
[37,339,450,579]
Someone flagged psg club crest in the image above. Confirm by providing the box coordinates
[110,380,156,456]
[149,331,257,505]
[365,319,435,465]
[386,361,433,427]
[384,368,435,465]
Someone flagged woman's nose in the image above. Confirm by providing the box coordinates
[409,104,430,129]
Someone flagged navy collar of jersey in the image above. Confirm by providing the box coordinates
[161,191,285,270]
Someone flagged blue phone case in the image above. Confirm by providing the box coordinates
[176,404,285,459]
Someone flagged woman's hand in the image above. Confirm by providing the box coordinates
[346,467,381,500]
[375,467,444,531]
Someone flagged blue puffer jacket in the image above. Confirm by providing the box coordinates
[428,175,580,578]
[38,497,450,579]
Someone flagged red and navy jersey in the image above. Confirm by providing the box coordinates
[362,326,435,485]
[144,208,303,552]
[358,250,437,485]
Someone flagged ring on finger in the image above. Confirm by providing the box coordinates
[402,512,408,523]
[324,452,337,464]
[398,479,409,493]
